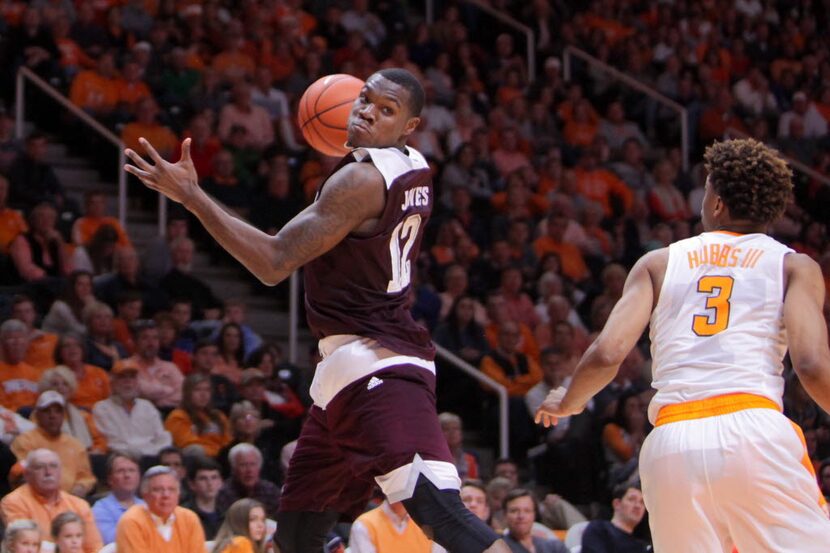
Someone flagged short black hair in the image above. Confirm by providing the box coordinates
[193,338,218,353]
[376,68,425,116]
[612,481,641,501]
[187,456,222,481]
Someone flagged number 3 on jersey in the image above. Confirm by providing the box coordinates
[692,275,734,336]
[387,214,421,293]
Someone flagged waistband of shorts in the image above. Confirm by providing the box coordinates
[654,392,781,427]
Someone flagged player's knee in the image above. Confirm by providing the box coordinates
[402,475,499,553]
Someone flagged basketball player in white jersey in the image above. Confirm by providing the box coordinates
[535,138,830,552]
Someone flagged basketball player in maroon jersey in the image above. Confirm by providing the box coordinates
[124,69,510,553]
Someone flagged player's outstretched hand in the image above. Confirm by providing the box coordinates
[124,137,199,206]
[534,386,581,428]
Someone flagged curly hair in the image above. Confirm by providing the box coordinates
[703,138,792,224]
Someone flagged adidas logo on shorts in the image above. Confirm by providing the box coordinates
[367,376,384,390]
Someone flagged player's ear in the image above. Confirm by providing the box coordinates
[401,116,421,138]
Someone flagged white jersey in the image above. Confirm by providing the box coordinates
[647,231,794,424]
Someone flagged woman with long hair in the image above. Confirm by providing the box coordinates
[211,498,270,553]
[213,322,245,384]
[42,270,95,335]
[0,519,40,553]
[51,511,84,553]
[165,373,232,457]
[38,366,108,453]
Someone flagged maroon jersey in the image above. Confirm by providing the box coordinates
[304,146,435,360]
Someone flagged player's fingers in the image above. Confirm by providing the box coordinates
[180,137,192,163]
[124,164,152,180]
[139,137,164,164]
[124,149,154,172]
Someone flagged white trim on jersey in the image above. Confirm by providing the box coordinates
[310,334,436,409]
[352,146,429,189]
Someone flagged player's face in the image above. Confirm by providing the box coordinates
[347,75,420,149]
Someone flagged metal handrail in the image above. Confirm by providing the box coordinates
[562,46,690,172]
[433,343,510,459]
[425,0,536,82]
[15,67,168,236]
[724,127,830,187]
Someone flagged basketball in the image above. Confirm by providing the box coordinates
[298,74,365,157]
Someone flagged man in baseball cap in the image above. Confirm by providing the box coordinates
[10,390,96,496]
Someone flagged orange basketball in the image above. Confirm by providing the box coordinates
[298,74,365,157]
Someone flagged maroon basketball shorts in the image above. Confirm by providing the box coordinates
[279,337,460,518]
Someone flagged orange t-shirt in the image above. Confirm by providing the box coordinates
[69,70,120,113]
[574,167,634,216]
[0,208,28,254]
[0,361,41,412]
[71,216,132,247]
[116,80,152,107]
[533,236,590,282]
[25,332,59,373]
[71,364,111,411]
[212,51,256,81]
[121,123,179,160]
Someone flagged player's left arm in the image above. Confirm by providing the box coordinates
[125,137,384,286]
[536,249,663,427]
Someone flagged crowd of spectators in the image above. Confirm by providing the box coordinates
[0,0,829,552]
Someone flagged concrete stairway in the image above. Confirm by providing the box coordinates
[45,141,312,364]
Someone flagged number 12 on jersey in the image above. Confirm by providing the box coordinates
[692,275,735,336]
[387,214,422,293]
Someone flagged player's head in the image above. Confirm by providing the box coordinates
[701,139,792,232]
[347,68,423,149]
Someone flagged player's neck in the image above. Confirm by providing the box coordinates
[713,220,766,235]
[611,514,635,534]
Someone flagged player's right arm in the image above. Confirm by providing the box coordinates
[124,138,385,286]
[783,252,830,413]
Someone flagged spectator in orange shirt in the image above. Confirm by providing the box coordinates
[10,295,58,373]
[573,149,633,218]
[52,17,94,81]
[484,293,540,363]
[0,319,41,413]
[0,175,27,255]
[563,99,600,149]
[70,190,131,248]
[68,50,120,118]
[212,29,256,84]
[164,373,232,458]
[533,212,590,284]
[53,333,110,412]
[115,60,152,116]
[121,98,179,161]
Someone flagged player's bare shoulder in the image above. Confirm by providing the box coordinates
[784,251,825,298]
[636,247,670,303]
[318,159,386,229]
